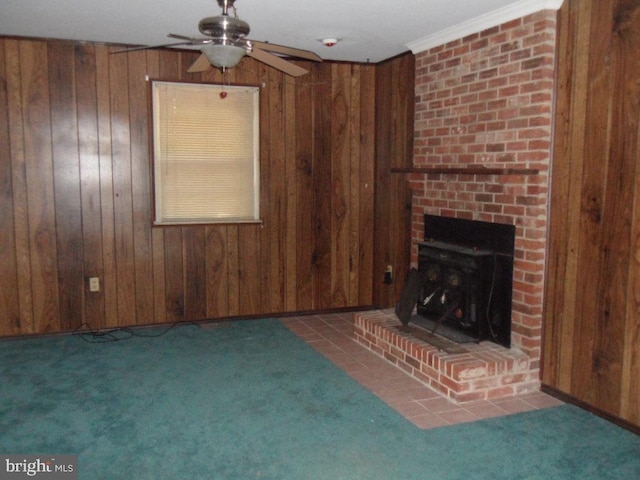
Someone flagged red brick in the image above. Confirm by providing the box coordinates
[439,373,470,393]
[487,386,516,399]
[454,391,488,403]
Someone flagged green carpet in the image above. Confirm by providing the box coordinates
[1,319,638,479]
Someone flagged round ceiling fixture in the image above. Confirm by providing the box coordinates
[320,38,339,47]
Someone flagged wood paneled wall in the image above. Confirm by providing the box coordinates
[542,0,640,427]
[0,37,414,336]
[373,54,414,307]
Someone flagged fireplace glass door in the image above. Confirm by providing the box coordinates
[414,214,515,348]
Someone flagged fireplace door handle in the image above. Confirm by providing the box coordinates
[423,288,439,305]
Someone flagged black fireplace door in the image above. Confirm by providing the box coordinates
[418,262,474,330]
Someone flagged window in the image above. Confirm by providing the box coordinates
[152,81,260,225]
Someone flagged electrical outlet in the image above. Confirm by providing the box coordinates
[384,265,393,284]
[89,277,100,292]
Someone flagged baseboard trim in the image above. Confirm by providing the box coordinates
[0,306,379,341]
[541,384,640,436]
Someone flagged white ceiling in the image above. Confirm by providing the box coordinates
[0,0,563,63]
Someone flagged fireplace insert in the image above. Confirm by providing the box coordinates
[413,215,515,348]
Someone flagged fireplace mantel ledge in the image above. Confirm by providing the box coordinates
[391,166,540,175]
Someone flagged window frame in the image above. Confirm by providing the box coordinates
[150,79,261,226]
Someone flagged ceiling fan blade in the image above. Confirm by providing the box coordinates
[167,33,212,44]
[111,42,192,54]
[247,48,309,77]
[251,41,322,62]
[187,53,213,73]
[168,33,196,41]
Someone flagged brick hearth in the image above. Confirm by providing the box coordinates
[353,310,540,403]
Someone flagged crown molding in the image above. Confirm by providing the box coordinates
[406,0,564,54]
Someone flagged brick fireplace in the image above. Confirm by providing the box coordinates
[356,9,557,402]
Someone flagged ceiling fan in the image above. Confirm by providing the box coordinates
[114,0,322,76]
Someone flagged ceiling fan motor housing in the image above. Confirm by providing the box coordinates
[199,15,250,40]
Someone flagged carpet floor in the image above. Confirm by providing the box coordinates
[1,319,638,479]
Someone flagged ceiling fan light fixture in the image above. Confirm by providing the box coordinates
[202,43,247,69]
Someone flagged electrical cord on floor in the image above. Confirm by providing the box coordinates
[72,321,201,343]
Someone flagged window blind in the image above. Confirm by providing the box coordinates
[152,81,260,224]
